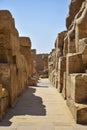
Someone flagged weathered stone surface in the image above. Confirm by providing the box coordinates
[75,1,87,52]
[0,10,15,31]
[58,56,66,93]
[49,31,66,87]
[67,98,87,124]
[62,72,67,99]
[67,27,76,53]
[31,49,37,74]
[78,38,87,67]
[48,0,87,124]
[67,74,87,103]
[0,10,36,120]
[78,38,87,52]
[0,10,20,106]
[63,35,68,55]
[0,84,9,120]
[66,0,84,29]
[19,37,34,85]
[48,49,56,86]
[66,53,84,75]
[56,31,66,53]
[36,54,48,78]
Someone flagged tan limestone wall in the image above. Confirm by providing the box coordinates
[48,0,87,124]
[36,54,48,76]
[0,10,35,120]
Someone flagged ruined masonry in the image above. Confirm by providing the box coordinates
[1,0,87,125]
[48,0,87,124]
[0,10,37,120]
[36,54,48,78]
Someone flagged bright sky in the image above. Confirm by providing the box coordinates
[0,0,71,54]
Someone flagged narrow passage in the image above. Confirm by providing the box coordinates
[0,78,86,130]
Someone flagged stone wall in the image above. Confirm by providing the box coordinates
[36,54,48,77]
[19,37,32,84]
[31,49,37,75]
[48,0,87,124]
[0,10,36,120]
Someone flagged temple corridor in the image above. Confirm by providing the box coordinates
[0,78,87,130]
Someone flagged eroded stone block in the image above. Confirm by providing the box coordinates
[67,73,87,103]
[62,72,67,99]
[58,56,66,92]
[67,98,87,124]
[66,53,84,75]
[0,84,9,120]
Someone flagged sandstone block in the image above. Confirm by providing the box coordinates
[67,26,76,53]
[75,2,87,52]
[78,38,87,66]
[66,53,84,75]
[0,10,15,30]
[66,0,84,29]
[67,98,87,124]
[78,38,87,52]
[63,35,68,56]
[67,73,87,103]
[62,72,67,99]
[58,56,66,92]
[0,85,9,120]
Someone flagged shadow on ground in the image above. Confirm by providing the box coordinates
[0,87,46,126]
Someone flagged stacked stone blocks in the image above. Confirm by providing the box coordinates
[0,10,36,120]
[48,0,87,124]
